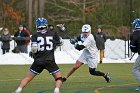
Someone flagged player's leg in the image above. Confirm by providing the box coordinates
[89,68,105,76]
[132,55,140,90]
[53,72,63,93]
[86,50,111,83]
[13,70,37,93]
[13,61,42,93]
[64,50,86,79]
[65,60,84,79]
[45,61,63,93]
[62,60,84,82]
[62,51,85,82]
[132,55,140,81]
[89,68,110,83]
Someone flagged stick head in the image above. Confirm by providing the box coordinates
[56,23,66,31]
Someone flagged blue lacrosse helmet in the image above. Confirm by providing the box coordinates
[132,18,140,29]
[36,17,48,29]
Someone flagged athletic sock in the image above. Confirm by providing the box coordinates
[54,87,59,93]
[15,87,22,93]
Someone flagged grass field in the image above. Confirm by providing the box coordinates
[0,63,139,93]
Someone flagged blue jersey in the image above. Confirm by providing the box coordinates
[130,30,140,54]
[31,30,61,61]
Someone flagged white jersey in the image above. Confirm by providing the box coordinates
[82,34,99,56]
[78,34,99,68]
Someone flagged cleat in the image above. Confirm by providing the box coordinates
[135,86,140,91]
[104,72,111,83]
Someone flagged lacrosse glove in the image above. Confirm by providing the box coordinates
[74,44,85,51]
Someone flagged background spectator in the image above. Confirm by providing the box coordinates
[12,24,29,53]
[94,25,107,64]
[1,28,11,54]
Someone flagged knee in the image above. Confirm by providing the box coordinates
[55,77,63,82]
[89,68,96,75]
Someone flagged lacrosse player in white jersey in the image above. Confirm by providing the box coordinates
[63,24,111,83]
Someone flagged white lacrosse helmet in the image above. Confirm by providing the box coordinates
[82,24,91,33]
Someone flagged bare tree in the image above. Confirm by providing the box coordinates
[38,0,44,17]
[0,2,3,26]
[26,0,29,13]
[44,0,96,23]
[34,0,39,18]
[28,0,33,31]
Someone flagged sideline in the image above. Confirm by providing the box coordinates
[94,83,138,93]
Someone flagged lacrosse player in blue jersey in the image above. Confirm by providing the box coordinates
[13,18,63,93]
[130,18,140,91]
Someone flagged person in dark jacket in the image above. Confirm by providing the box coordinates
[130,18,140,91]
[12,24,29,53]
[94,25,107,64]
[1,28,11,54]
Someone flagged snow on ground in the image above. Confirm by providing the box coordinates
[0,39,137,65]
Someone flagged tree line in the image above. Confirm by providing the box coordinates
[0,0,140,39]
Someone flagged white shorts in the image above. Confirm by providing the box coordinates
[78,49,98,68]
